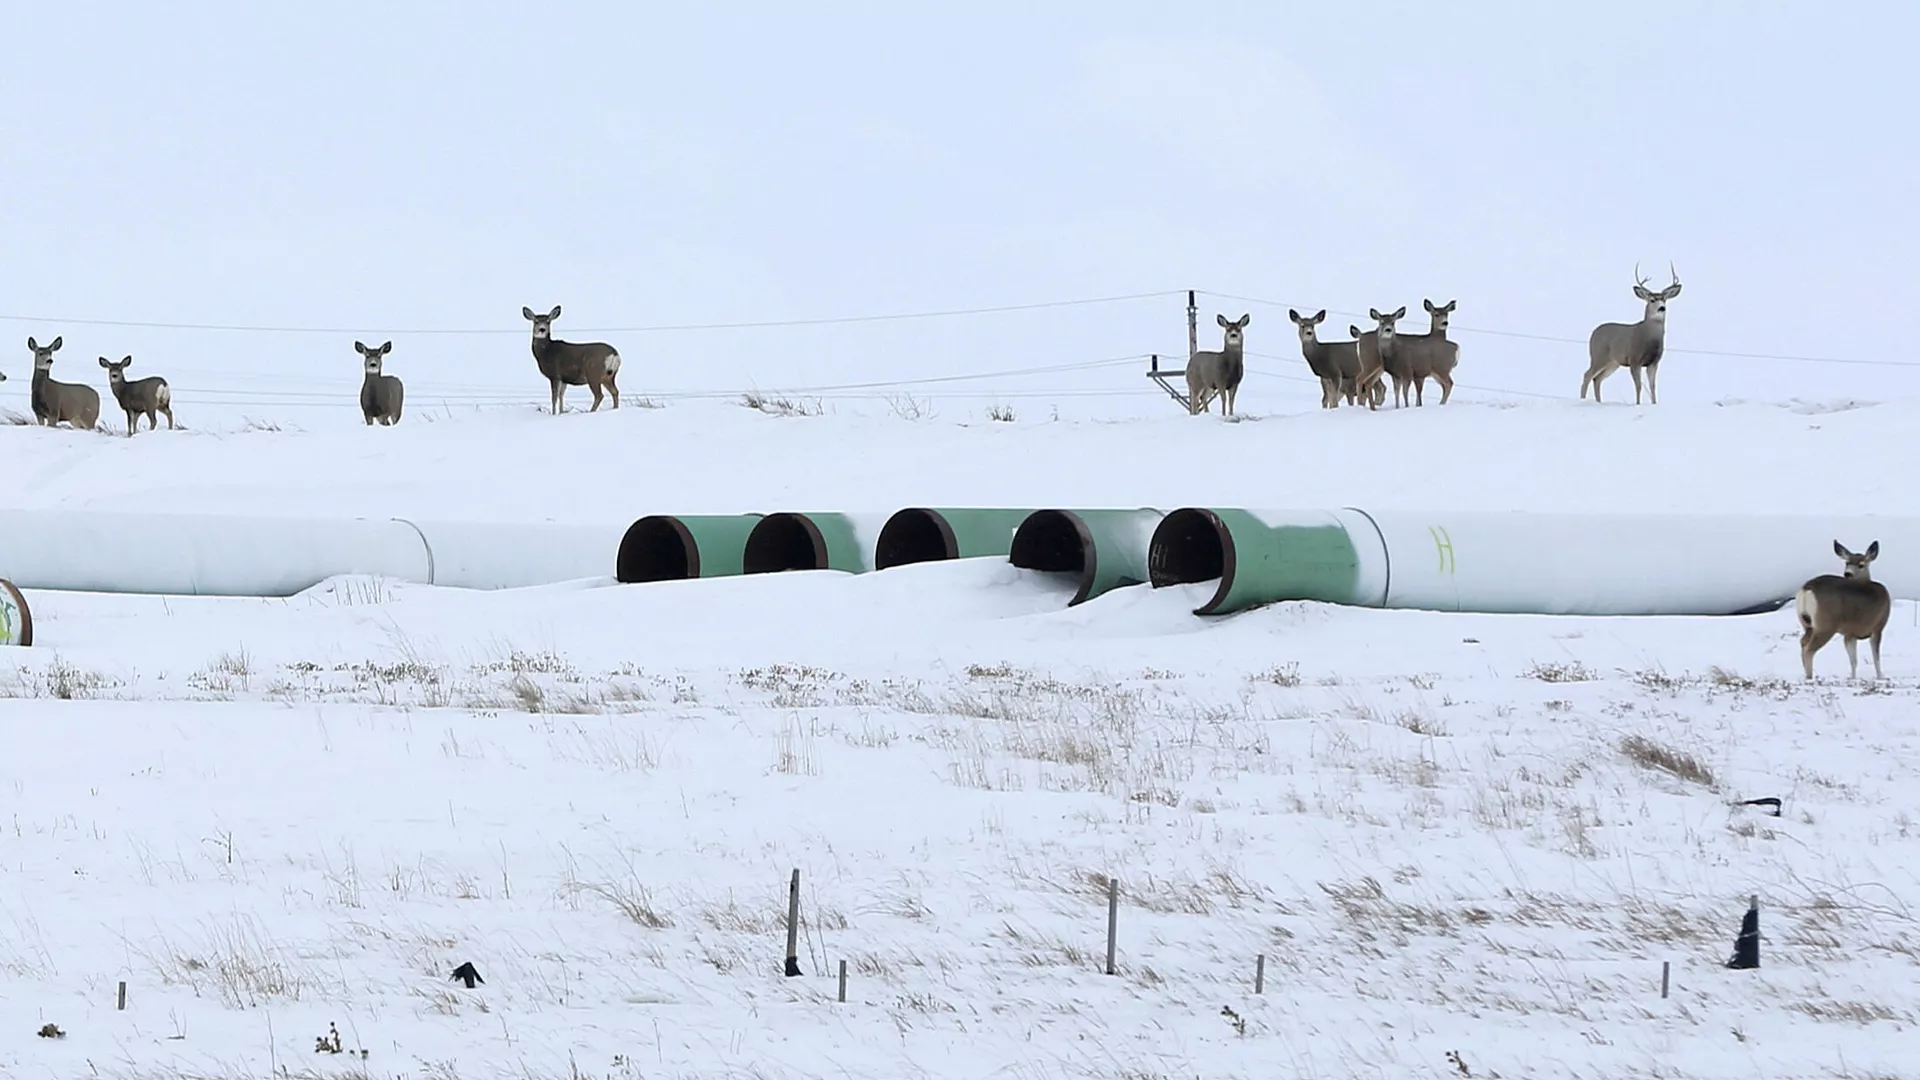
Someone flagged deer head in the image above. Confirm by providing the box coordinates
[1834,539,1880,580]
[1423,298,1457,333]
[522,305,563,341]
[27,336,63,372]
[1213,312,1250,349]
[98,355,135,384]
[354,340,393,375]
[1368,305,1408,347]
[1288,308,1327,345]
[1631,262,1682,321]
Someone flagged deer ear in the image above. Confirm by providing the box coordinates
[99,357,111,368]
[548,305,562,320]
[1834,539,1847,558]
[1665,283,1682,299]
[1445,300,1457,312]
[26,337,36,350]
[1216,313,1229,328]
[49,336,61,351]
[1313,310,1325,323]
[1288,309,1301,323]
[1867,540,1880,560]
[1424,299,1436,313]
[379,341,392,355]
[354,341,368,355]
[1237,314,1250,328]
[1392,306,1406,319]
[521,307,536,321]
[123,355,133,366]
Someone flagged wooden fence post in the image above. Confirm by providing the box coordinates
[784,869,802,977]
[1104,877,1119,976]
[1254,954,1265,994]
[838,959,848,1003]
[1661,960,1671,999]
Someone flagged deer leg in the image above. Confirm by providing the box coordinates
[1415,376,1427,407]
[1630,367,1644,405]
[1646,362,1659,405]
[607,374,620,409]
[1437,371,1454,405]
[1844,636,1860,680]
[550,378,564,415]
[164,406,175,429]
[1872,628,1885,681]
[1802,627,1835,679]
[589,382,604,412]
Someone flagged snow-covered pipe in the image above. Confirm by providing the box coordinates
[1148,507,1920,617]
[0,510,621,596]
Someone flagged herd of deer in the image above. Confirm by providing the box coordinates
[1184,264,1686,417]
[10,304,624,434]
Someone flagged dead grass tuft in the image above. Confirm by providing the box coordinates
[1619,734,1717,788]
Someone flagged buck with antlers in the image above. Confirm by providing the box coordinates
[1582,263,1682,405]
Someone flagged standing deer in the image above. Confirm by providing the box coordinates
[1186,313,1249,417]
[98,355,175,436]
[1289,309,1358,408]
[1355,306,1408,409]
[1583,263,1681,404]
[522,305,621,415]
[1796,540,1891,682]
[356,340,405,426]
[1390,298,1460,407]
[1345,324,1389,410]
[26,336,101,430]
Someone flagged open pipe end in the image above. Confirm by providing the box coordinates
[617,516,700,583]
[744,513,829,574]
[0,578,31,646]
[1148,508,1233,614]
[875,508,957,571]
[1009,509,1097,606]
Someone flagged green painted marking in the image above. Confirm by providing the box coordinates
[1429,525,1456,576]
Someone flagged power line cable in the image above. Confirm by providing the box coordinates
[0,290,1182,336]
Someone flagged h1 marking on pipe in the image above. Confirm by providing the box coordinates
[1428,525,1456,576]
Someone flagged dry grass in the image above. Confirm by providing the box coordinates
[741,390,823,417]
[1523,660,1597,683]
[1619,733,1717,788]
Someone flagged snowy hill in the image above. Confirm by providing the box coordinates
[2,392,1917,1080]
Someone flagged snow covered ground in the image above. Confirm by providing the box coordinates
[3,386,1917,1079]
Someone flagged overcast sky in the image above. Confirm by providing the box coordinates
[2,2,1914,421]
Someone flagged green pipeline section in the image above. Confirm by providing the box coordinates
[744,512,877,574]
[617,514,765,583]
[875,508,1036,570]
[1148,508,1367,615]
[1008,508,1165,606]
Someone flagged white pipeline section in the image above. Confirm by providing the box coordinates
[0,510,622,596]
[1344,510,1920,615]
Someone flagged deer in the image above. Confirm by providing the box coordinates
[1289,309,1358,408]
[522,305,621,415]
[97,355,175,436]
[1387,298,1460,407]
[26,336,101,430]
[355,340,405,425]
[1352,306,1408,409]
[1796,540,1891,682]
[1186,313,1249,417]
[1583,263,1681,404]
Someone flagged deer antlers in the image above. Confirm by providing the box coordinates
[1633,261,1682,297]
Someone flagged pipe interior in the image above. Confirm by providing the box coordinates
[1009,511,1087,574]
[875,510,950,570]
[743,514,822,574]
[617,517,694,583]
[1149,508,1226,586]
